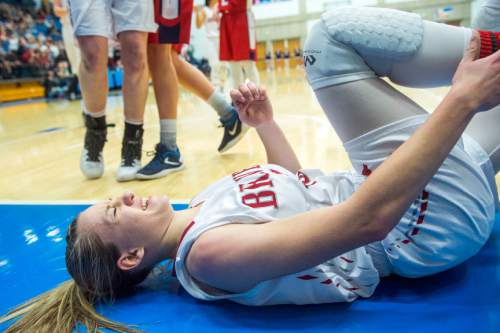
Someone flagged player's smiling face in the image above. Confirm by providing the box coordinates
[77,192,173,252]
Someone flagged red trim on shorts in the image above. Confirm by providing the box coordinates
[340,256,354,264]
[407,190,429,241]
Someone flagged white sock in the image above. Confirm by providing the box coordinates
[82,101,105,118]
[207,90,233,121]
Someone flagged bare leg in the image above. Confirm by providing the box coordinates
[229,61,244,87]
[77,35,109,179]
[115,31,149,181]
[136,43,184,180]
[241,60,260,85]
[172,49,214,101]
[149,44,179,121]
[171,50,233,121]
[77,36,108,114]
[118,31,149,123]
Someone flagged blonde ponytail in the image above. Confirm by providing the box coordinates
[1,217,152,332]
[0,280,142,333]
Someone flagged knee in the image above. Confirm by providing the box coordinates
[148,45,175,73]
[303,21,339,88]
[121,35,148,75]
[122,47,148,74]
[79,40,107,73]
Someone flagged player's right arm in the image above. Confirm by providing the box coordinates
[231,82,302,173]
[188,38,500,294]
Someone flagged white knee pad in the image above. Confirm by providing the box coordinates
[323,7,424,60]
[304,6,424,90]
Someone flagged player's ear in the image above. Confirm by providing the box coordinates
[117,248,145,271]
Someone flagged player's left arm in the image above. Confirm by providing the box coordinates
[231,82,302,173]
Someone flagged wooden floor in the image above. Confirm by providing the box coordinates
[1,68,499,201]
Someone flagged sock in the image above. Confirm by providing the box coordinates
[207,90,233,122]
[121,121,143,163]
[83,114,106,132]
[160,119,178,151]
[478,30,500,58]
[82,101,106,118]
[124,121,143,140]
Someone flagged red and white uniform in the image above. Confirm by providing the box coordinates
[174,116,497,306]
[148,0,194,53]
[175,164,381,305]
[218,0,257,61]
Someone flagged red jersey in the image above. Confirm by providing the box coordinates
[218,0,252,14]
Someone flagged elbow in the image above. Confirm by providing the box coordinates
[367,210,400,242]
[355,209,393,243]
[369,222,391,242]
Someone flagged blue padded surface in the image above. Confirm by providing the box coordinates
[1,204,499,333]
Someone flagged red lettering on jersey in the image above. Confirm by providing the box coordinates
[242,191,278,208]
[232,165,262,182]
[270,169,282,175]
[297,171,317,188]
[239,173,273,192]
[233,170,266,182]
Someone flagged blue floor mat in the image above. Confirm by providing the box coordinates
[1,204,499,333]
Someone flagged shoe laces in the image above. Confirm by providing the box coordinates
[121,137,143,166]
[84,128,107,162]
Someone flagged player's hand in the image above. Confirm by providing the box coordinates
[451,31,500,112]
[53,5,68,18]
[230,81,273,128]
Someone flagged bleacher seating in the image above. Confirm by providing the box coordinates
[0,79,44,103]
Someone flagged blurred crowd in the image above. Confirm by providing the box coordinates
[0,1,77,98]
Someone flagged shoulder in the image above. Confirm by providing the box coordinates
[185,223,265,293]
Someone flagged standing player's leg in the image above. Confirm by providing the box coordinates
[229,62,245,87]
[241,60,260,86]
[77,36,109,179]
[136,43,184,180]
[136,0,192,180]
[69,0,111,179]
[241,8,260,85]
[112,0,157,182]
[115,31,150,182]
[219,9,246,88]
[170,50,249,153]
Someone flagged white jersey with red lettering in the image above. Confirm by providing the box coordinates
[174,164,381,305]
[174,116,497,306]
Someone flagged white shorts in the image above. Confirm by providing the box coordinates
[345,115,498,278]
[68,0,157,38]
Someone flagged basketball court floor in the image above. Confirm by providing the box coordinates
[1,68,499,332]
